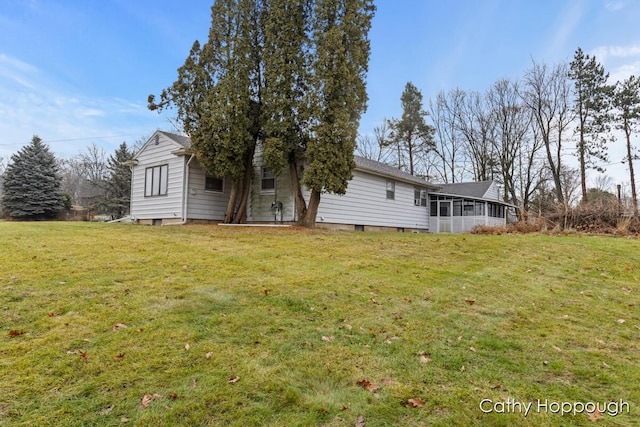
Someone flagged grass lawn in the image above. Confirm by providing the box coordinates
[1,222,639,426]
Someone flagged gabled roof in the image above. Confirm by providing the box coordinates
[354,156,439,189]
[436,181,494,199]
[159,131,191,148]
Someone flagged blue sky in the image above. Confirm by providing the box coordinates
[1,0,639,183]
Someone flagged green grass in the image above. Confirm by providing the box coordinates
[1,222,639,426]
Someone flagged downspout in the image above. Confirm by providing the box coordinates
[164,153,195,226]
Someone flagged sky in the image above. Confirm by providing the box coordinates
[1,0,639,185]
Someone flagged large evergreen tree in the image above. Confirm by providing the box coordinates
[568,47,614,203]
[2,135,64,219]
[98,142,134,218]
[262,0,312,221]
[387,81,435,176]
[302,0,375,226]
[612,75,640,216]
[149,0,263,223]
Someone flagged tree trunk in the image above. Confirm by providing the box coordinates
[626,128,639,216]
[232,165,253,224]
[289,159,307,221]
[300,188,321,227]
[578,136,588,204]
[224,181,239,223]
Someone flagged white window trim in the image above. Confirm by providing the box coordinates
[144,164,168,197]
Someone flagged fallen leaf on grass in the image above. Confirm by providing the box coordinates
[47,312,56,317]
[206,352,213,359]
[113,353,125,361]
[185,343,190,350]
[140,394,161,409]
[469,346,476,352]
[99,405,114,415]
[587,409,604,422]
[406,398,425,408]
[465,299,475,305]
[8,330,25,337]
[380,378,397,386]
[419,353,432,364]
[228,376,240,384]
[616,319,625,324]
[321,335,335,342]
[112,323,127,331]
[356,379,378,392]
[356,415,366,427]
[79,351,89,361]
[191,379,197,389]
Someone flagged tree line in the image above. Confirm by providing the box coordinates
[0,136,135,220]
[358,48,640,220]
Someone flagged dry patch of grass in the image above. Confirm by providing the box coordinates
[1,222,639,426]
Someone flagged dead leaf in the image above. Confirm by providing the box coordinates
[419,353,432,364]
[79,351,89,361]
[616,319,625,324]
[168,393,178,400]
[191,379,197,389]
[47,312,56,317]
[469,346,476,352]
[228,376,240,384]
[465,299,475,305]
[321,335,335,342]
[8,330,25,337]
[262,288,269,296]
[356,379,379,392]
[552,345,562,352]
[356,415,366,427]
[140,393,161,409]
[113,353,125,361]
[185,343,190,350]
[404,297,412,303]
[380,378,397,386]
[112,323,127,331]
[406,398,425,408]
[587,409,604,422]
[490,384,501,390]
[459,365,465,372]
[205,352,213,359]
[99,405,114,415]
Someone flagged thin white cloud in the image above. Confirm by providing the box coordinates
[546,2,586,59]
[591,44,640,63]
[605,1,626,11]
[590,43,640,82]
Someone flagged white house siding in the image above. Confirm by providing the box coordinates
[316,171,429,230]
[185,160,231,221]
[130,134,186,221]
[248,144,296,222]
[484,182,500,200]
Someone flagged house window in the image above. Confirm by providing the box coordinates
[261,167,275,191]
[386,180,395,200]
[205,175,224,193]
[414,188,427,206]
[144,164,168,197]
[463,200,475,216]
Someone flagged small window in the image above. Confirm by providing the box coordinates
[205,175,224,192]
[463,200,474,216]
[261,167,275,191]
[386,180,395,200]
[414,188,427,206]
[144,164,168,197]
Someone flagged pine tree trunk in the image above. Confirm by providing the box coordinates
[626,129,639,216]
[579,137,588,204]
[300,189,321,227]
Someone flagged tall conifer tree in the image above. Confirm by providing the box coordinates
[569,47,614,203]
[2,136,64,219]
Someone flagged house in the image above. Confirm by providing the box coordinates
[126,131,511,232]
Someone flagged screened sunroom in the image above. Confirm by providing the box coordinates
[429,194,508,233]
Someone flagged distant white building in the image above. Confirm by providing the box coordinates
[126,131,511,232]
